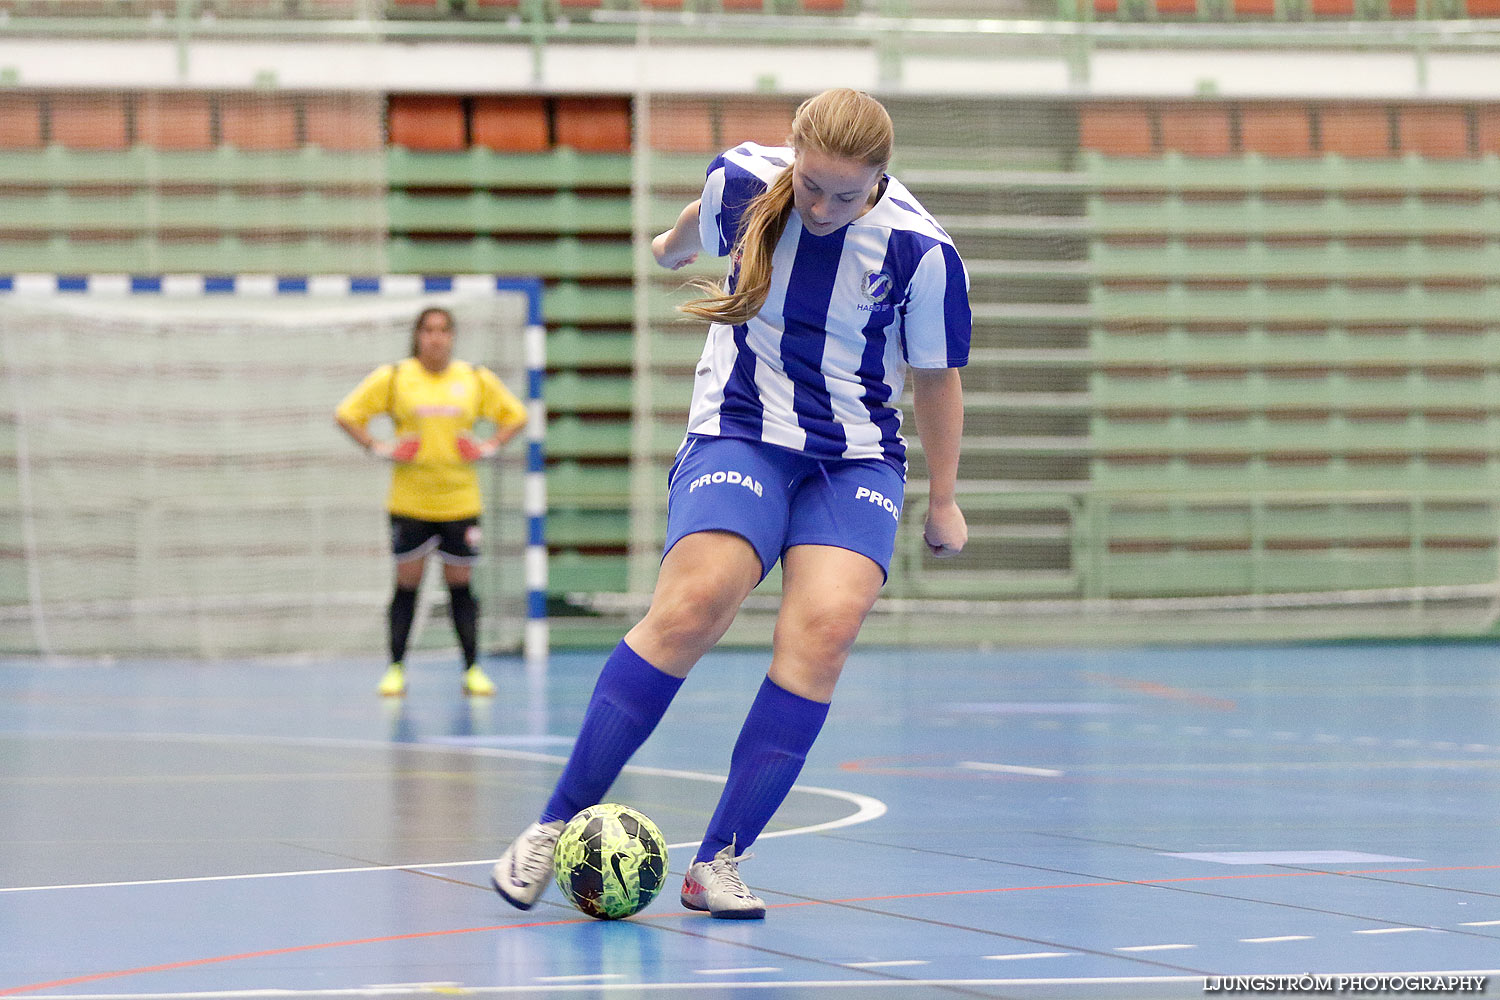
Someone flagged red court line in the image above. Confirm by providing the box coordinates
[0,916,586,996]
[6,864,1499,995]
[1078,670,1238,712]
[781,864,1500,908]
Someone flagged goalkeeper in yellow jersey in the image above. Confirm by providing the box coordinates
[336,307,528,697]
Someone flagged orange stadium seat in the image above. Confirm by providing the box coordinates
[719,101,796,148]
[1159,105,1233,156]
[221,97,300,151]
[1078,105,1155,156]
[650,100,717,154]
[50,95,130,151]
[1476,107,1500,155]
[1466,0,1500,13]
[1399,106,1472,159]
[303,96,385,151]
[0,94,44,150]
[554,98,632,154]
[1155,0,1197,14]
[1318,104,1393,157]
[639,0,687,6]
[472,97,551,153]
[721,0,767,9]
[801,0,847,9]
[1239,103,1314,156]
[135,93,215,151]
[387,95,467,152]
[1232,0,1277,16]
[1309,0,1354,13]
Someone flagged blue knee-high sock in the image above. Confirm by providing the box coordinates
[541,640,683,824]
[695,677,830,864]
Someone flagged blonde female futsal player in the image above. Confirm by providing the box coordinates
[491,88,970,918]
[336,306,527,698]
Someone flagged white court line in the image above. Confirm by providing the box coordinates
[693,968,781,975]
[8,977,1212,998]
[844,960,928,968]
[1460,919,1500,927]
[535,974,624,983]
[0,731,886,895]
[1114,944,1195,952]
[19,972,1500,997]
[983,952,1073,960]
[957,761,1065,778]
[1354,927,1438,935]
[1240,935,1314,943]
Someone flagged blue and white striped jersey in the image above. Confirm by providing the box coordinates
[685,142,971,476]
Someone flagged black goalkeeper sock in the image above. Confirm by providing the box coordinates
[388,585,418,664]
[448,582,479,667]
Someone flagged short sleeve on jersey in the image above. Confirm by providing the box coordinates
[902,240,971,369]
[335,363,395,425]
[697,145,789,259]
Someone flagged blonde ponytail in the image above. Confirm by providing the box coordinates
[679,169,794,326]
[680,88,894,327]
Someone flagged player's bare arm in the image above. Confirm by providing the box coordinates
[911,366,966,558]
[652,199,703,270]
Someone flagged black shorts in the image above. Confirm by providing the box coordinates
[390,515,481,565]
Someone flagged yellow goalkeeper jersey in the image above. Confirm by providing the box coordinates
[336,358,527,521]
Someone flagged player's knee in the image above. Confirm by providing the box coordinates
[785,600,868,660]
[645,586,741,652]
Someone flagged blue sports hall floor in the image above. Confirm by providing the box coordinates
[3,641,1499,999]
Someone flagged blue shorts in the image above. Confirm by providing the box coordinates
[664,434,906,582]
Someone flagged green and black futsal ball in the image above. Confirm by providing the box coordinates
[553,803,669,919]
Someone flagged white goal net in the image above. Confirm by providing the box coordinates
[0,275,541,661]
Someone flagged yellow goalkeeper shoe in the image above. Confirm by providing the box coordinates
[377,663,406,697]
[463,664,497,697]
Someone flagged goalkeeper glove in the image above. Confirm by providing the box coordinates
[456,435,498,462]
[371,436,420,462]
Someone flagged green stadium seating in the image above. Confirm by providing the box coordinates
[387,236,632,279]
[386,147,632,189]
[1092,456,1500,494]
[546,416,633,459]
[1085,144,1500,601]
[546,372,634,413]
[545,461,632,504]
[0,145,384,188]
[1091,325,1500,367]
[546,327,635,369]
[1092,285,1500,326]
[536,283,635,325]
[388,191,633,235]
[1090,491,1497,597]
[1089,193,1500,238]
[546,509,630,547]
[1093,241,1500,281]
[548,551,629,593]
[1083,150,1500,193]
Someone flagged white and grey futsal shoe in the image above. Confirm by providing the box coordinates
[490,819,564,910]
[680,840,766,919]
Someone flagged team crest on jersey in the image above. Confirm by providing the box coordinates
[859,270,896,312]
